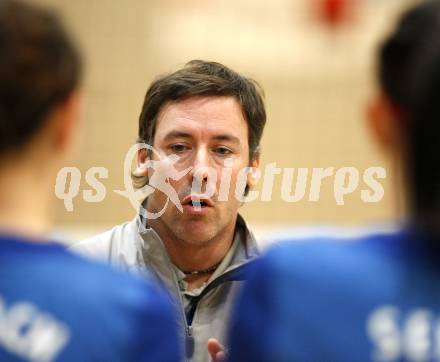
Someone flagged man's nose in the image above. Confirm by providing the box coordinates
[190,148,218,195]
[190,148,211,181]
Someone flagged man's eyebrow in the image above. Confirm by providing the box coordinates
[212,134,241,145]
[163,131,193,142]
[162,131,241,145]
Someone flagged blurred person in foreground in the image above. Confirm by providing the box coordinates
[228,1,440,361]
[73,60,266,362]
[0,1,179,361]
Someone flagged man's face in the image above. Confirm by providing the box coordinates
[145,96,257,245]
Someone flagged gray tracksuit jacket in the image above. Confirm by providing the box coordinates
[71,214,259,362]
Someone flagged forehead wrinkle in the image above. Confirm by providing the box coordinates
[154,97,248,146]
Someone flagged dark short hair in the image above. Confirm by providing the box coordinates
[0,0,81,154]
[137,60,266,161]
[379,0,440,232]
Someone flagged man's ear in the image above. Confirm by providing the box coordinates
[247,149,261,188]
[367,94,402,153]
[133,148,149,177]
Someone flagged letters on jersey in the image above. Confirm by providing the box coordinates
[0,295,70,362]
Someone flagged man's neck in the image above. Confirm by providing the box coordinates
[0,162,51,240]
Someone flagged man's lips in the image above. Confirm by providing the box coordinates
[181,194,214,208]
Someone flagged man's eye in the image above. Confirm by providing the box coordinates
[214,147,232,156]
[170,144,188,153]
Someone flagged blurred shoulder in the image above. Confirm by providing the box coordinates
[54,248,161,310]
[254,231,401,279]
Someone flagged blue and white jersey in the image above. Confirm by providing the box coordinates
[0,234,180,362]
[229,230,440,362]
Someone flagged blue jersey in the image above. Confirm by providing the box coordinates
[229,230,440,362]
[0,234,180,362]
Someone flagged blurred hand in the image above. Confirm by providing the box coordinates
[207,338,227,362]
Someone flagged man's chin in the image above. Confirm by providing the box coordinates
[179,225,217,245]
[183,230,213,245]
[168,210,222,244]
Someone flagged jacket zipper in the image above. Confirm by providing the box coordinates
[171,256,256,360]
[185,260,254,330]
[169,266,194,361]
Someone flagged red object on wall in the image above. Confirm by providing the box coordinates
[319,0,349,27]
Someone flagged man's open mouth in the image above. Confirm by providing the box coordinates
[191,200,208,208]
[181,195,214,209]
